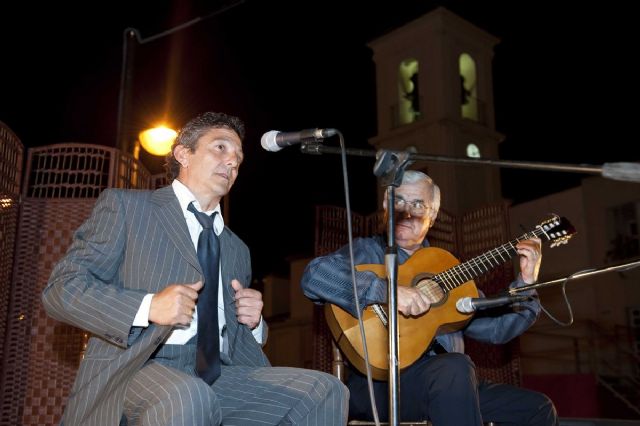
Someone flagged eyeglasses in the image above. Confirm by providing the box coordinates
[394,196,430,216]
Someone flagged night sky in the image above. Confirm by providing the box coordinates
[1,1,636,278]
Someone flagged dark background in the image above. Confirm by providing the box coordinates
[0,0,636,278]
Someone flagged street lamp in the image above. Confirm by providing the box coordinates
[138,125,177,157]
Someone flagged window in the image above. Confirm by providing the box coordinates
[397,59,420,125]
[466,143,481,158]
[606,201,640,262]
[459,53,478,121]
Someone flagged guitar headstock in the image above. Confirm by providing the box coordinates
[538,215,576,248]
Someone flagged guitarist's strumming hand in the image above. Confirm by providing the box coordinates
[516,238,542,284]
[397,286,432,316]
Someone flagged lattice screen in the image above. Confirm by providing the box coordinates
[0,199,95,425]
[0,122,22,195]
[0,121,23,407]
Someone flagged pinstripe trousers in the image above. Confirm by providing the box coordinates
[123,344,349,425]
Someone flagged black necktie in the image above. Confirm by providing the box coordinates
[187,202,221,384]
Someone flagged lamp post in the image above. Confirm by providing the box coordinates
[115,28,138,156]
[115,0,246,156]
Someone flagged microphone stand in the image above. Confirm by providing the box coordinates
[507,259,640,295]
[370,150,414,426]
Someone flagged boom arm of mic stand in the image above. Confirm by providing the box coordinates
[299,144,640,182]
[301,144,602,173]
[302,142,604,171]
[507,259,640,295]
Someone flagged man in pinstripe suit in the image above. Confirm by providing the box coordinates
[43,111,348,426]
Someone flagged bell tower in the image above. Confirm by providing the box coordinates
[368,7,504,214]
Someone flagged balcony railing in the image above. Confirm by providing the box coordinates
[23,143,153,198]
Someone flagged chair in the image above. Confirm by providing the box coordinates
[311,204,516,425]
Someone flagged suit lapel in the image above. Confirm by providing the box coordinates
[150,186,201,274]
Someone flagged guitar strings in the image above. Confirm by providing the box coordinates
[420,228,545,294]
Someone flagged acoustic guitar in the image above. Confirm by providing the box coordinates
[324,215,576,380]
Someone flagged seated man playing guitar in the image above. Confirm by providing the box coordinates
[301,170,559,426]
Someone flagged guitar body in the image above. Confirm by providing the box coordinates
[325,246,479,380]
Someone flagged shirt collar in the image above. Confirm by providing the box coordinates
[171,179,224,236]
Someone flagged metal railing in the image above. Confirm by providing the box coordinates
[23,143,153,198]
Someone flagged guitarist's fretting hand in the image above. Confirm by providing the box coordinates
[516,238,542,284]
[397,286,432,316]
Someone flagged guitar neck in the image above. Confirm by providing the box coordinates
[429,227,548,293]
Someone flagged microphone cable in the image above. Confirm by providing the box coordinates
[536,269,592,327]
[336,130,382,426]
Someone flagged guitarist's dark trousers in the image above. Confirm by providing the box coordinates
[347,350,558,425]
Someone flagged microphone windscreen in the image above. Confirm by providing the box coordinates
[602,162,640,183]
[261,131,282,152]
[455,297,474,313]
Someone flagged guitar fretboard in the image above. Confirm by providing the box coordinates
[364,215,573,330]
[419,228,548,293]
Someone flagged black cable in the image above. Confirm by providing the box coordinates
[336,131,381,426]
[537,268,595,327]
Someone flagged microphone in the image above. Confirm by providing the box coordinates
[601,162,640,183]
[455,294,531,314]
[261,128,337,152]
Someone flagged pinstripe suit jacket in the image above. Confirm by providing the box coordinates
[42,186,270,426]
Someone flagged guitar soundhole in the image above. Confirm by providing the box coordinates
[414,275,445,305]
